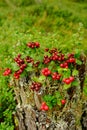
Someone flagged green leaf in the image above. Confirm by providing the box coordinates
[43,95,52,102]
[20,71,27,78]
[57,67,71,77]
[49,61,55,70]
[72,69,78,76]
[32,76,39,82]
[57,100,62,106]
[44,52,51,57]
[46,102,53,109]
[63,84,71,90]
[63,69,71,78]
[11,63,19,71]
[39,75,46,82]
[52,98,57,105]
[83,86,87,96]
[71,80,79,86]
[76,59,82,65]
[74,52,80,59]
[57,67,63,73]
[25,50,31,56]
[55,91,62,99]
[25,64,33,72]
[43,95,57,108]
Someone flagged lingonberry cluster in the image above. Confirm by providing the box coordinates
[49,48,57,54]
[52,72,61,80]
[40,102,49,111]
[43,55,51,64]
[45,48,49,52]
[33,61,40,67]
[3,41,80,113]
[14,72,20,79]
[13,54,28,79]
[58,54,65,61]
[51,52,59,61]
[60,54,76,68]
[49,48,65,61]
[27,42,40,48]
[26,56,40,67]
[14,64,27,79]
[26,56,34,63]
[30,82,42,91]
[67,53,76,64]
[60,62,68,69]
[68,53,74,58]
[63,76,75,84]
[14,54,24,66]
[3,68,11,76]
[41,68,51,76]
[44,48,76,69]
[67,57,76,64]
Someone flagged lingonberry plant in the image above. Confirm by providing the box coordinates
[3,41,82,112]
[3,68,12,76]
[40,102,49,111]
[30,82,42,91]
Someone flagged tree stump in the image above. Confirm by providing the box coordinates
[12,54,87,130]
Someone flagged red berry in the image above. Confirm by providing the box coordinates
[52,75,56,80]
[41,102,46,106]
[64,62,68,67]
[63,78,66,83]
[69,58,76,63]
[61,99,66,105]
[52,72,61,80]
[27,43,32,47]
[40,102,49,111]
[44,71,49,76]
[35,42,40,48]
[65,66,68,69]
[47,70,51,75]
[65,79,71,84]
[60,64,64,68]
[43,56,51,64]
[40,105,44,110]
[27,42,40,48]
[14,73,20,79]
[31,44,35,48]
[69,76,74,82]
[56,75,60,80]
[30,85,35,90]
[60,62,68,68]
[61,56,65,60]
[52,55,58,60]
[45,48,49,52]
[3,68,11,76]
[31,82,42,91]
[17,69,23,74]
[66,59,70,63]
[18,54,21,58]
[41,68,51,76]
[44,105,49,111]
[68,53,74,58]
[59,58,62,61]
[45,68,49,71]
[35,87,39,91]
